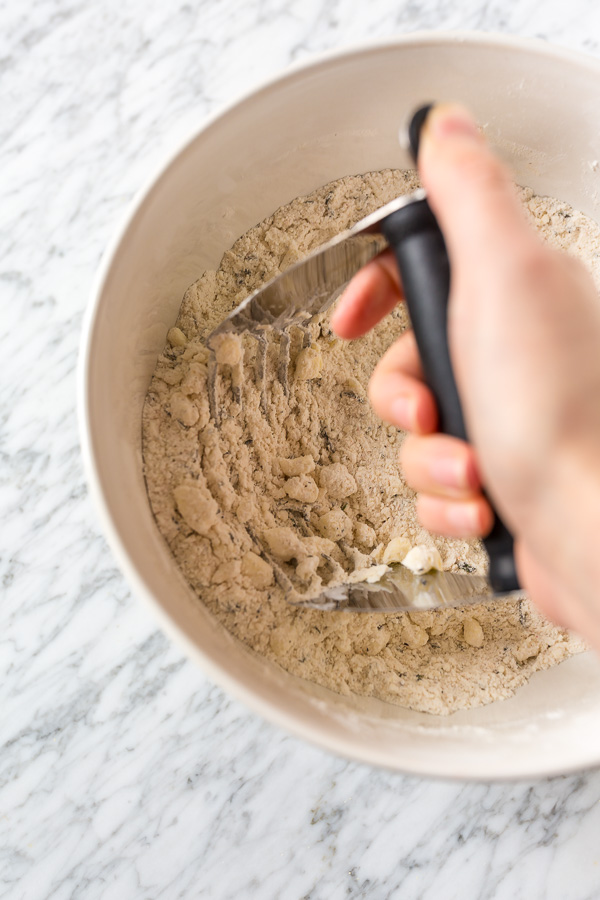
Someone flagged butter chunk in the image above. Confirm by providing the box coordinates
[382,536,412,566]
[295,347,322,380]
[348,564,389,584]
[343,376,366,398]
[463,617,484,648]
[167,326,187,347]
[401,545,443,575]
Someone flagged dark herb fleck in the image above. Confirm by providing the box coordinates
[340,390,365,403]
[518,599,528,627]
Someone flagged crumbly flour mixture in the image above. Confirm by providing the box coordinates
[142,169,597,715]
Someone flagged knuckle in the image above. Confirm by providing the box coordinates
[511,242,555,288]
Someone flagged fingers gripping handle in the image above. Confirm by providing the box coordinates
[381,201,464,439]
[380,199,520,594]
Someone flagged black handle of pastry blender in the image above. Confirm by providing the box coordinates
[379,106,520,594]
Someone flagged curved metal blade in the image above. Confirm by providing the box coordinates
[209,190,426,339]
[291,565,521,613]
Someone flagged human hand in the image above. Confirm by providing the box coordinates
[331,104,600,645]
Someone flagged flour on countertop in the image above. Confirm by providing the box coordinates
[142,169,592,716]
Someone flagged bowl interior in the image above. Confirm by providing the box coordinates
[82,34,600,778]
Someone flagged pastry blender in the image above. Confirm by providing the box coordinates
[207,106,522,612]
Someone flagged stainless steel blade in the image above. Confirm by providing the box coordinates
[290,565,521,613]
[208,189,426,340]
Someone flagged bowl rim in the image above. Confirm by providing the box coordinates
[78,30,600,781]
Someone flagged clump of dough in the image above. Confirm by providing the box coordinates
[302,535,337,557]
[242,552,274,589]
[213,560,240,584]
[169,392,199,426]
[316,509,353,542]
[284,475,319,503]
[269,628,294,656]
[182,344,210,363]
[263,527,306,562]
[173,483,219,536]
[235,496,254,523]
[402,620,430,648]
[180,362,208,395]
[213,333,243,366]
[319,462,357,499]
[402,545,443,575]
[296,556,320,581]
[155,365,183,385]
[514,636,542,663]
[354,522,377,549]
[279,455,315,477]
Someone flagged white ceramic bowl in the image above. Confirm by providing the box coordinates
[80,32,600,780]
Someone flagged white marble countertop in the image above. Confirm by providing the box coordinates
[3,1,600,897]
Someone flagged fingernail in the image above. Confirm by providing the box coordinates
[445,501,481,533]
[423,103,480,143]
[429,455,468,490]
[329,307,342,332]
[390,395,415,429]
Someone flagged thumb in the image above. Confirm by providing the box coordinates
[418,104,535,269]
